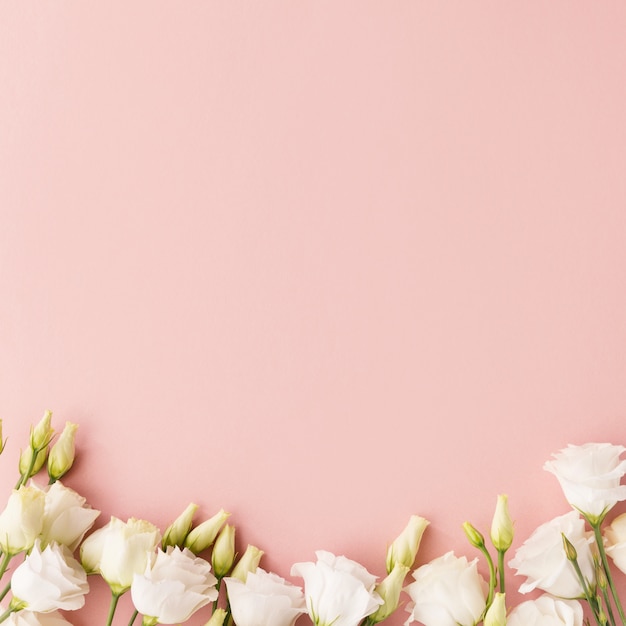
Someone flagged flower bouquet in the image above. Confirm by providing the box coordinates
[1,412,626,626]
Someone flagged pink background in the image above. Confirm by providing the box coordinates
[2,3,626,625]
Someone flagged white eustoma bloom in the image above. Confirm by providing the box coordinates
[291,550,382,626]
[544,443,626,522]
[604,512,626,573]
[10,540,89,612]
[225,568,306,626]
[404,551,487,626]
[80,516,160,594]
[507,595,583,626]
[5,611,73,626]
[509,511,594,598]
[130,546,218,625]
[0,486,45,555]
[37,481,100,551]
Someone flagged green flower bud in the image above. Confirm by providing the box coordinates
[385,515,429,573]
[561,533,578,562]
[230,544,264,582]
[368,563,410,623]
[31,410,54,450]
[204,608,227,626]
[47,422,79,482]
[491,494,514,552]
[162,502,198,548]
[484,592,506,626]
[184,509,230,554]
[463,521,485,549]
[19,446,47,479]
[212,524,236,578]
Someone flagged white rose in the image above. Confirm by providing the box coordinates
[0,486,45,555]
[404,551,487,626]
[80,516,160,594]
[544,443,626,522]
[507,595,583,626]
[10,540,89,612]
[37,482,100,552]
[291,550,383,626]
[130,546,218,625]
[225,568,306,626]
[5,611,73,626]
[603,512,626,573]
[509,511,594,598]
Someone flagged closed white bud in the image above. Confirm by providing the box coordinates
[48,422,79,482]
[162,502,198,548]
[386,515,429,573]
[230,544,264,582]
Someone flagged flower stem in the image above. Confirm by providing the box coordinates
[0,553,12,581]
[477,544,496,606]
[0,580,11,603]
[128,610,139,626]
[0,608,12,624]
[106,591,121,626]
[497,549,505,594]
[568,551,603,626]
[591,521,626,625]
[212,577,222,613]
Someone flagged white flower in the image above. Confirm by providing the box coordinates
[291,550,382,626]
[507,595,583,626]
[80,516,160,594]
[5,611,74,626]
[404,551,487,626]
[10,540,89,612]
[37,481,100,551]
[225,568,306,626]
[0,486,45,555]
[130,546,218,624]
[544,443,626,522]
[509,511,594,598]
[604,512,626,573]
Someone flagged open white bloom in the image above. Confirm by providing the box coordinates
[544,443,626,522]
[0,486,45,555]
[130,546,218,624]
[507,595,583,626]
[225,568,306,626]
[603,512,626,573]
[37,481,100,551]
[404,551,487,626]
[80,516,160,594]
[509,511,594,598]
[291,550,382,626]
[10,540,89,612]
[5,611,73,626]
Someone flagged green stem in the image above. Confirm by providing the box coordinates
[0,553,12,581]
[0,580,11,603]
[106,591,121,626]
[128,609,139,626]
[212,577,222,613]
[478,544,496,607]
[600,584,617,626]
[569,553,603,626]
[591,521,626,625]
[0,608,12,624]
[497,549,506,594]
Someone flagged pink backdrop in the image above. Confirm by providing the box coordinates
[2,3,626,625]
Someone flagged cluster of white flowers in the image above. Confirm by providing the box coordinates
[3,413,626,626]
